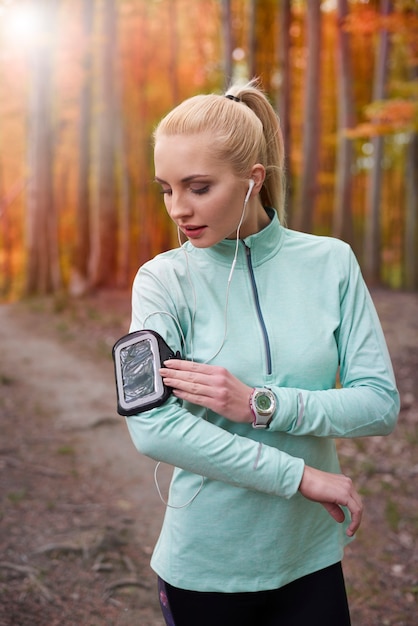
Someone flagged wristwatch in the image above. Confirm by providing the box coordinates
[249,387,277,429]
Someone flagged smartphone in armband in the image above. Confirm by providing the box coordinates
[112,330,181,416]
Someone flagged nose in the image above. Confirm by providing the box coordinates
[166,190,193,222]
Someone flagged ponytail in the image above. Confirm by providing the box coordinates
[225,80,286,223]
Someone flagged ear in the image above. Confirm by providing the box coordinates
[249,164,266,194]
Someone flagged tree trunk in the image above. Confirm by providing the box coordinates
[70,0,94,297]
[25,0,61,296]
[168,0,179,105]
[114,36,131,288]
[0,162,10,298]
[135,4,154,267]
[404,131,418,290]
[364,0,392,285]
[89,0,118,288]
[294,1,321,233]
[404,60,418,290]
[333,0,355,248]
[221,0,233,88]
[0,178,27,298]
[276,0,292,222]
[247,0,257,80]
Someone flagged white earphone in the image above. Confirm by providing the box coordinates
[244,178,255,204]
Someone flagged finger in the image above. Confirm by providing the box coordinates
[160,362,211,383]
[163,359,207,372]
[345,496,363,537]
[346,514,361,537]
[159,367,187,382]
[321,500,361,537]
[160,370,218,404]
[160,369,211,392]
[321,502,345,524]
[160,365,202,378]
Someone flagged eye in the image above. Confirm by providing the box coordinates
[159,188,172,196]
[191,185,210,195]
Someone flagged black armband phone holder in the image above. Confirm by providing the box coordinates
[112,330,181,416]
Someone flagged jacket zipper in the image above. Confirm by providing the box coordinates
[244,243,272,375]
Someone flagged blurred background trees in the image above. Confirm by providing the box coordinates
[0,0,417,300]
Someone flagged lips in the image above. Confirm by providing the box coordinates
[182,225,207,239]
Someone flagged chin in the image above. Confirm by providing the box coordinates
[187,239,212,249]
[186,233,223,248]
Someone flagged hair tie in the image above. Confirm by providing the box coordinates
[225,94,241,103]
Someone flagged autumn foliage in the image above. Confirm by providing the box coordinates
[0,0,417,301]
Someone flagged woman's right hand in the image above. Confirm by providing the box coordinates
[298,465,363,537]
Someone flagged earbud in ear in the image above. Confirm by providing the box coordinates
[244,179,255,204]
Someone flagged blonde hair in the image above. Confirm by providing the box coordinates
[153,80,286,223]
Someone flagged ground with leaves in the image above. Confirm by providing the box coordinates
[0,289,417,626]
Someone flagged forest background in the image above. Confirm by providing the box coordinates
[0,0,417,301]
[0,2,418,623]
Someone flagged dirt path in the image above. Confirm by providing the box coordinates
[0,295,170,529]
[0,293,169,625]
[1,289,417,625]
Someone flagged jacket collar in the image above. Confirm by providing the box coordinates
[185,208,285,268]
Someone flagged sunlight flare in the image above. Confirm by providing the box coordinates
[1,3,43,45]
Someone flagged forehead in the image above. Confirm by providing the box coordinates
[154,132,229,180]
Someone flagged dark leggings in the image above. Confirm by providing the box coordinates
[158,562,351,626]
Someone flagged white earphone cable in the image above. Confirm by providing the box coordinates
[151,182,253,508]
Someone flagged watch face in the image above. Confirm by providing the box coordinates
[255,392,272,413]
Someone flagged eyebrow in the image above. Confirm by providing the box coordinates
[154,174,211,184]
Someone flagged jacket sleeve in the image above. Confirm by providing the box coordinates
[269,248,400,438]
[126,263,305,499]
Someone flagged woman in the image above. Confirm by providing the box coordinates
[125,81,399,626]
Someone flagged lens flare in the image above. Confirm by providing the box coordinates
[1,4,43,45]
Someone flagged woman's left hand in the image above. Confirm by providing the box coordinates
[298,465,363,536]
[160,360,253,423]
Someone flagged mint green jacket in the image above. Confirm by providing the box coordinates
[126,209,399,593]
